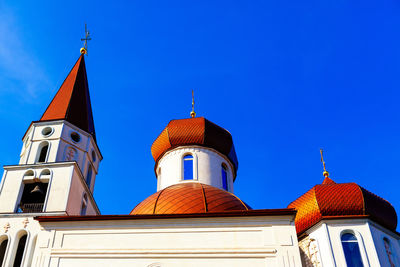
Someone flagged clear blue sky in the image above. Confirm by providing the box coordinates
[0,1,400,224]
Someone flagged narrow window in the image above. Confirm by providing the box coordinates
[37,143,49,163]
[81,194,88,215]
[221,164,228,190]
[183,155,193,180]
[0,237,8,266]
[341,233,364,267]
[86,164,92,186]
[384,237,396,267]
[13,233,27,267]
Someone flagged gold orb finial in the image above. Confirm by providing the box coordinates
[190,89,196,118]
[320,149,330,178]
[80,47,87,54]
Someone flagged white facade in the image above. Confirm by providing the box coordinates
[156,146,235,192]
[35,214,301,267]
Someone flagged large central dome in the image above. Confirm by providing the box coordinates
[131,182,250,215]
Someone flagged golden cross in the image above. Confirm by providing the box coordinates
[320,149,329,177]
[190,89,196,118]
[80,24,91,54]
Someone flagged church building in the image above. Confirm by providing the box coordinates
[0,46,398,267]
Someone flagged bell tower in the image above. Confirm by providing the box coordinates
[0,52,101,216]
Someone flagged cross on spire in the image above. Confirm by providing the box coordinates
[190,89,196,118]
[320,149,329,178]
[80,24,91,55]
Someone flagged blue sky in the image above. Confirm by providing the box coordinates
[1,1,400,223]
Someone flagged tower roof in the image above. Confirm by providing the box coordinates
[288,177,397,234]
[151,117,238,174]
[40,54,96,140]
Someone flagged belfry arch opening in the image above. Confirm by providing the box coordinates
[17,181,48,213]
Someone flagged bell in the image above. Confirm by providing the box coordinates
[30,184,44,195]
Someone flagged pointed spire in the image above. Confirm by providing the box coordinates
[40,54,96,140]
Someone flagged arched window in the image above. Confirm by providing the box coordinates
[341,233,364,267]
[37,142,49,163]
[13,232,27,267]
[221,164,228,190]
[23,170,34,178]
[0,236,8,266]
[81,194,88,215]
[86,164,93,186]
[183,155,193,180]
[384,237,397,267]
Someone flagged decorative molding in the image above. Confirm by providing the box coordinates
[3,222,10,233]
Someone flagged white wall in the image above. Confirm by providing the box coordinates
[36,214,301,267]
[0,162,99,215]
[301,219,394,267]
[369,221,400,267]
[156,146,235,192]
[20,121,101,193]
[66,168,98,216]
[0,216,42,267]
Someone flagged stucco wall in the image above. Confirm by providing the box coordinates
[157,146,235,192]
[35,215,301,267]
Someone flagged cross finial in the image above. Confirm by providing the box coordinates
[80,24,91,55]
[190,89,196,118]
[320,149,329,178]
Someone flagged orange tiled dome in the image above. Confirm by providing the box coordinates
[130,182,250,215]
[288,177,397,234]
[151,117,238,172]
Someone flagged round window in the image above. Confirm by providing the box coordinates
[42,127,53,137]
[70,132,81,143]
[91,150,96,162]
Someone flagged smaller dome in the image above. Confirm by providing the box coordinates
[151,117,238,173]
[131,182,250,215]
[288,177,397,234]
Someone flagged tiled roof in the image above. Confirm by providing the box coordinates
[288,178,397,234]
[151,117,238,173]
[40,54,96,140]
[130,182,250,215]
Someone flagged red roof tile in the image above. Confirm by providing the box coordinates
[40,54,96,140]
[131,182,250,215]
[288,178,397,234]
[151,117,238,173]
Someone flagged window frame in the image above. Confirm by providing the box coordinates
[221,163,228,191]
[340,230,368,267]
[11,230,29,267]
[36,141,50,163]
[182,154,195,181]
[0,234,10,267]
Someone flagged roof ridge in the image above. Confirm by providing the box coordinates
[199,183,208,212]
[152,190,164,214]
